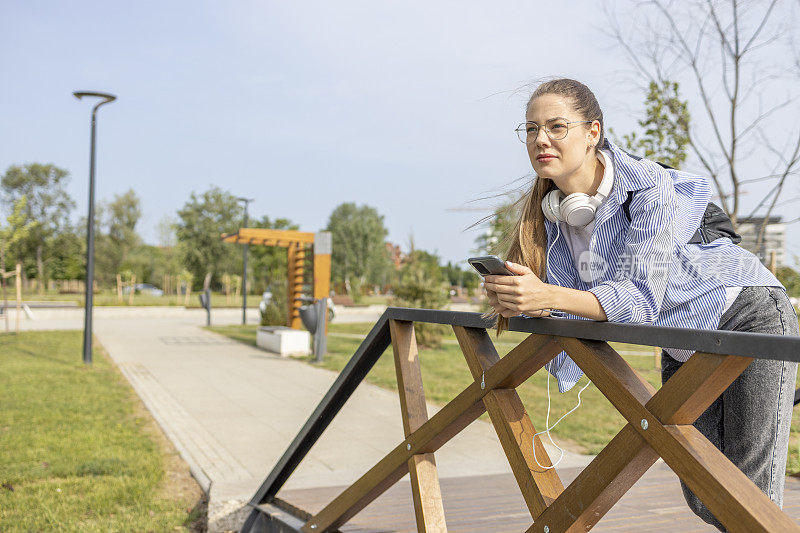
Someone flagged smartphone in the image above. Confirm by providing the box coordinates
[468,255,514,276]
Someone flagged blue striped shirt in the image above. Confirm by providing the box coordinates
[543,140,782,392]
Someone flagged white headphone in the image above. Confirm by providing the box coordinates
[541,150,613,227]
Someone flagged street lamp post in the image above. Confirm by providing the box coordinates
[74,91,117,364]
[237,197,254,325]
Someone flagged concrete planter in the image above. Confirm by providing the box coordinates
[256,326,311,357]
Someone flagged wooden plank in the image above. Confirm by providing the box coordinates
[659,424,800,532]
[646,351,753,424]
[555,338,799,532]
[222,227,316,244]
[453,326,563,518]
[303,334,561,532]
[391,320,447,532]
[409,454,447,532]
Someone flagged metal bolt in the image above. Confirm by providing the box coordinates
[641,419,649,430]
[544,526,550,533]
[406,443,411,451]
[310,525,317,530]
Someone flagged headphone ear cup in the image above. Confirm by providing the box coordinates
[560,192,596,227]
[542,189,564,223]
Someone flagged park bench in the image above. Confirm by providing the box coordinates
[240,308,800,532]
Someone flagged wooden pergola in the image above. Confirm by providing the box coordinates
[221,228,331,329]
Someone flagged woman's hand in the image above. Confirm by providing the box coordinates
[483,261,553,317]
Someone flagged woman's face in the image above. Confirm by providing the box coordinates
[525,94,599,183]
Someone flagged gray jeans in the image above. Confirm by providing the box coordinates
[661,286,799,531]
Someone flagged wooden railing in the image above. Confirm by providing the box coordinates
[239,308,800,533]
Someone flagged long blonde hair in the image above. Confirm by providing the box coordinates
[492,78,605,334]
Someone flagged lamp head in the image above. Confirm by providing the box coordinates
[73,91,117,102]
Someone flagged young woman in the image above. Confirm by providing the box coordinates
[483,78,798,530]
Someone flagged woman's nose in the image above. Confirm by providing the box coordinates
[533,127,551,147]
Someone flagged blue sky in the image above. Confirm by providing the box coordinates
[2,1,798,267]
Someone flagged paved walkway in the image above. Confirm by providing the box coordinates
[11,306,586,531]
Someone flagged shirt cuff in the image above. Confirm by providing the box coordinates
[589,282,635,322]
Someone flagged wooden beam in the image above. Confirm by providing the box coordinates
[453,326,563,518]
[391,320,447,532]
[526,424,659,533]
[222,227,316,244]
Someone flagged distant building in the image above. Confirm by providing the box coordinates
[736,216,786,268]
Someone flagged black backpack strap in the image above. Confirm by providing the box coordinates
[622,191,633,223]
[621,191,736,244]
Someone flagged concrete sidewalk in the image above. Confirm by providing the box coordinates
[73,312,594,532]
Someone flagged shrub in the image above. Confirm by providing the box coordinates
[393,249,449,348]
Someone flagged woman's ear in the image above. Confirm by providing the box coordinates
[587,120,601,149]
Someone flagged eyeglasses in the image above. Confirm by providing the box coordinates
[515,118,592,144]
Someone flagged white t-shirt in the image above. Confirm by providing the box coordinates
[557,149,743,317]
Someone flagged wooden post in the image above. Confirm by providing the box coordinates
[769,250,777,274]
[390,320,447,532]
[116,274,123,302]
[15,263,21,333]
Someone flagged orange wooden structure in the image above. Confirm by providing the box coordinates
[222,228,331,329]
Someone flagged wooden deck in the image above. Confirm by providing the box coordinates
[278,464,800,532]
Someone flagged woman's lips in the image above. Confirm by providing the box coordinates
[537,154,557,162]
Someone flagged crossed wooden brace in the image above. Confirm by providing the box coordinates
[299,321,800,533]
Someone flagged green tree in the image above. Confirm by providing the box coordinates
[1,163,76,290]
[1,197,33,323]
[96,189,142,284]
[393,244,449,347]
[776,266,800,299]
[48,226,84,281]
[611,80,690,169]
[325,203,392,293]
[175,187,242,290]
[441,261,480,293]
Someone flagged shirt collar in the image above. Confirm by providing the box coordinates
[604,139,658,201]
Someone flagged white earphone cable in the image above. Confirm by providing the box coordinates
[534,220,593,470]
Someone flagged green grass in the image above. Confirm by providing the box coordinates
[211,322,800,474]
[0,331,203,531]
